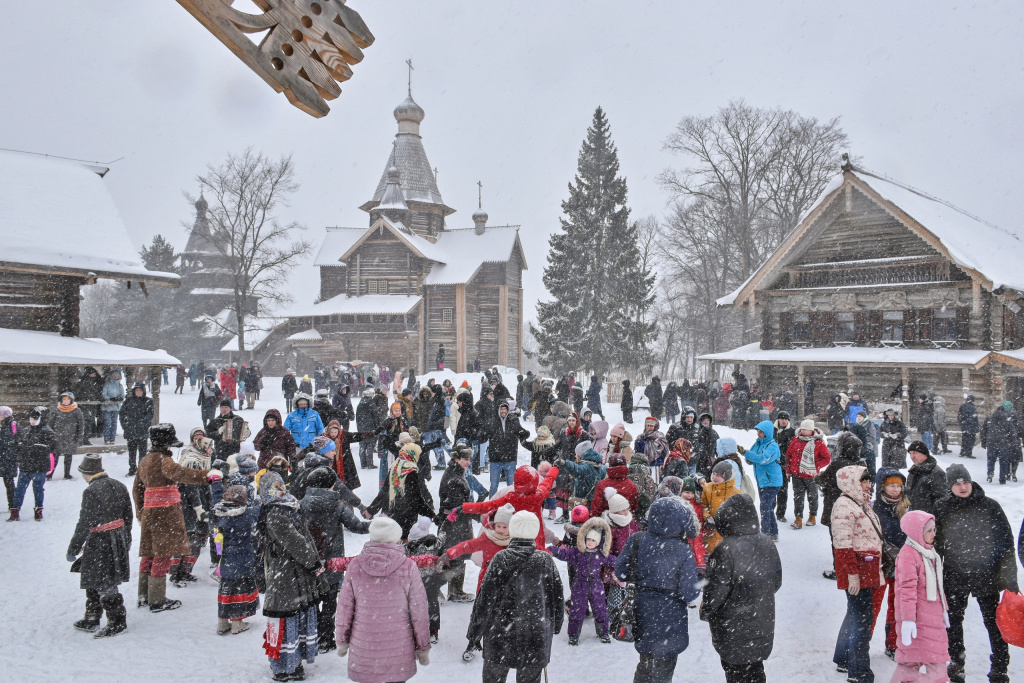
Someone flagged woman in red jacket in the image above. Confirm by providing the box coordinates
[785,418,831,529]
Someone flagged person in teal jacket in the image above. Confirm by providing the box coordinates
[283,394,324,449]
[744,420,784,540]
[556,446,606,506]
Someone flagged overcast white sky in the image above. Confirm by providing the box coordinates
[2,2,1022,319]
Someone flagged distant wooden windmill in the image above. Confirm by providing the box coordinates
[176,0,375,117]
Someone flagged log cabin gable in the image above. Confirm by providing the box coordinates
[344,226,433,297]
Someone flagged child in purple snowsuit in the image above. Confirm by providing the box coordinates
[548,516,617,644]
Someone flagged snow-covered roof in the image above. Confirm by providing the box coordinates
[219,318,284,352]
[0,152,178,285]
[314,227,363,266]
[720,167,1024,307]
[287,294,422,317]
[0,328,179,366]
[191,287,234,296]
[698,342,990,368]
[287,328,323,342]
[424,227,526,285]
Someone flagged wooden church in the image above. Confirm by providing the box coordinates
[259,89,527,373]
[702,157,1024,420]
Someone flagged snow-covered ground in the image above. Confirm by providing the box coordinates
[3,373,1021,682]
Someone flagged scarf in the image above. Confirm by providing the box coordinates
[482,528,511,547]
[257,472,299,508]
[389,448,419,502]
[178,446,211,471]
[201,382,218,399]
[603,509,634,528]
[58,402,78,413]
[905,536,947,610]
[798,433,818,476]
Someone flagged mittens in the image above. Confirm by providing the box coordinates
[901,620,917,646]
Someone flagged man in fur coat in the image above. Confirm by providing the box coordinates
[133,424,209,612]
[68,454,133,638]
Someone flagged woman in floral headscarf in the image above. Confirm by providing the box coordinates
[366,444,435,540]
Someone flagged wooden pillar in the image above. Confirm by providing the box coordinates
[797,364,806,418]
[901,367,910,419]
[48,366,59,408]
[150,366,162,423]
[455,285,467,373]
[972,280,982,315]
[518,289,524,372]
[847,364,854,395]
[498,285,509,366]
[961,367,971,401]
[417,300,425,375]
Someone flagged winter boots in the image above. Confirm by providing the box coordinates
[137,574,149,608]
[94,595,127,638]
[148,575,182,612]
[218,618,231,635]
[230,620,250,634]
[807,515,817,526]
[33,507,42,521]
[74,591,103,633]
[790,517,803,530]
[447,571,474,603]
[6,508,18,522]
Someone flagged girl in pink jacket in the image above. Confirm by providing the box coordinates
[336,517,431,683]
[891,510,949,683]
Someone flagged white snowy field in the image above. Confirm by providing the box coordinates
[3,371,1022,682]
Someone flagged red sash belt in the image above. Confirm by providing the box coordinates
[143,485,181,508]
[90,519,125,533]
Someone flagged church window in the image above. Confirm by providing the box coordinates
[933,309,957,341]
[835,312,855,342]
[442,308,453,324]
[882,311,904,341]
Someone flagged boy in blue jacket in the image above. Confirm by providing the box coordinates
[743,420,784,540]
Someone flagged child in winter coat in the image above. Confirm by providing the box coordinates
[891,510,949,683]
[557,444,606,507]
[440,503,514,591]
[872,468,911,659]
[600,489,639,558]
[537,461,557,519]
[589,420,609,459]
[549,516,617,644]
[701,460,743,555]
[212,485,260,635]
[677,477,706,574]
[520,425,558,469]
[635,417,669,483]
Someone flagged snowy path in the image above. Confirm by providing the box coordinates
[3,373,1021,682]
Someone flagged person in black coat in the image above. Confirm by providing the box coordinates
[355,388,380,470]
[980,402,1022,484]
[313,391,342,431]
[467,511,564,681]
[700,494,782,683]
[644,377,664,420]
[331,385,355,430]
[880,409,909,469]
[11,407,57,521]
[934,464,1018,683]
[206,401,244,460]
[556,375,571,404]
[300,471,370,652]
[76,367,105,441]
[621,380,634,424]
[66,454,132,638]
[916,394,935,450]
[827,394,846,434]
[487,400,529,498]
[0,407,20,511]
[454,392,483,474]
[366,444,435,540]
[773,412,795,522]
[119,383,154,477]
[904,441,946,514]
[424,384,448,470]
[280,371,298,413]
[693,413,720,479]
[435,446,476,602]
[957,396,979,459]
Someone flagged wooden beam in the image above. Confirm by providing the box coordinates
[150,367,162,423]
[901,367,910,419]
[797,364,806,417]
[455,284,467,373]
[498,285,509,366]
[518,288,525,372]
[417,298,425,375]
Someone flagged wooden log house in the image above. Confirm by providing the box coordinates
[702,158,1024,423]
[248,91,527,373]
[0,151,180,420]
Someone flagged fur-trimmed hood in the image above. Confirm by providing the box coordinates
[576,516,613,556]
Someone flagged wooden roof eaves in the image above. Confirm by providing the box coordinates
[991,352,1024,370]
[338,218,434,263]
[736,355,991,370]
[727,178,848,308]
[845,174,994,292]
[0,261,180,287]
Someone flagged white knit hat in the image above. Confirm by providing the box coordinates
[605,487,630,513]
[799,418,816,431]
[369,517,403,544]
[574,440,594,458]
[585,528,603,544]
[493,503,516,526]
[508,510,540,540]
[407,516,433,542]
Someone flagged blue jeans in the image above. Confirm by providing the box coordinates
[13,472,46,510]
[465,469,488,499]
[102,411,118,442]
[758,487,780,536]
[834,587,875,682]
[422,429,445,467]
[479,440,490,468]
[489,461,517,498]
[920,430,933,451]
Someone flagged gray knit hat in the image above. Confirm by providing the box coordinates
[946,463,972,488]
[711,460,734,481]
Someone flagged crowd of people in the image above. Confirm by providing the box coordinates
[2,363,1023,683]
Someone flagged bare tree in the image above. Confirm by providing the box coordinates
[655,101,848,373]
[191,149,311,352]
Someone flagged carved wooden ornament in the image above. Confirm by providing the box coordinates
[176,0,374,117]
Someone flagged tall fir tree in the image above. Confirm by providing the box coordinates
[139,234,179,273]
[531,107,655,376]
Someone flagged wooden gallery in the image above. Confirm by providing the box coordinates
[702,160,1024,420]
[0,151,180,420]
[245,91,527,373]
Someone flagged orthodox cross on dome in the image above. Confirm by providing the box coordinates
[406,58,414,95]
[477,180,483,209]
